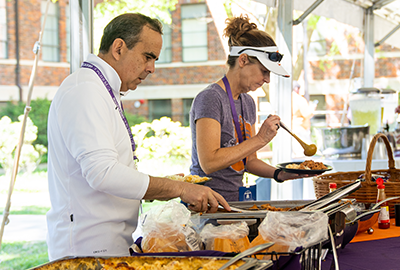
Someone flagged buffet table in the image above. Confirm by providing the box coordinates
[322,218,400,270]
[263,157,400,201]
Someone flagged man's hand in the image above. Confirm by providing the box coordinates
[145,176,231,213]
[179,182,231,213]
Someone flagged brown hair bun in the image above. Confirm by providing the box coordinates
[224,14,258,46]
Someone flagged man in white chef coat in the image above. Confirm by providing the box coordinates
[46,13,230,261]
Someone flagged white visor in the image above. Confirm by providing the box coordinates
[229,46,290,77]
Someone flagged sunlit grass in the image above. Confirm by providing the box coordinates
[0,170,174,269]
[0,206,50,216]
[0,241,49,270]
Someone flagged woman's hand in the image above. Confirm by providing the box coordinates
[256,114,281,145]
[275,170,320,182]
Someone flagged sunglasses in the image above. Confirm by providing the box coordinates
[237,48,284,63]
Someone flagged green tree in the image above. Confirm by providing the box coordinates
[95,0,178,23]
[93,0,178,54]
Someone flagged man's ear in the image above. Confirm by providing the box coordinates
[111,38,125,61]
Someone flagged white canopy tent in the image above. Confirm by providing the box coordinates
[68,0,400,200]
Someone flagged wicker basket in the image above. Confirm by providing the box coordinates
[313,133,400,218]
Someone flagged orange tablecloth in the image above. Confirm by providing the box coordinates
[351,218,400,243]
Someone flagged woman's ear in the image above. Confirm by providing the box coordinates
[238,53,249,67]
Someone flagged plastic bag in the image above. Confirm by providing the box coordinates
[200,221,250,253]
[139,200,202,253]
[358,173,389,182]
[258,211,329,252]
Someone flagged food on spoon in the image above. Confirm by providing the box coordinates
[285,160,327,170]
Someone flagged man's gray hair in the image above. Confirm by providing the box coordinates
[99,13,163,53]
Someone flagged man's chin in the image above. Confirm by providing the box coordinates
[128,85,139,91]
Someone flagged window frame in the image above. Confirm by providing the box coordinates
[181,4,208,62]
[41,0,60,62]
[0,0,7,59]
[148,99,172,121]
[157,22,172,64]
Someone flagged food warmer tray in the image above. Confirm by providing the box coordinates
[29,256,273,270]
[199,200,314,219]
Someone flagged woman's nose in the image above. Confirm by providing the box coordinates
[264,73,270,83]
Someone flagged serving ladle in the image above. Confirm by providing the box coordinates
[279,121,317,156]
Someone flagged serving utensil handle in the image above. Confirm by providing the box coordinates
[218,243,274,270]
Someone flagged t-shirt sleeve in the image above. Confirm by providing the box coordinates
[192,88,223,123]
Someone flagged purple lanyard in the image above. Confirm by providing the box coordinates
[81,61,138,161]
[222,75,247,169]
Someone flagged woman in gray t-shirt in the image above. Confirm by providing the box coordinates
[189,15,305,201]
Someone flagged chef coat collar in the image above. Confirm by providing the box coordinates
[85,54,123,97]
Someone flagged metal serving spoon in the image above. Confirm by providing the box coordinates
[279,121,317,156]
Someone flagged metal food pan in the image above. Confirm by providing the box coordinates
[230,200,314,209]
[200,200,314,220]
[29,255,272,270]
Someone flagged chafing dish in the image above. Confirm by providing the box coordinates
[30,255,273,270]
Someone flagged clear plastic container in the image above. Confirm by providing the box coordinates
[349,88,382,135]
[381,88,398,131]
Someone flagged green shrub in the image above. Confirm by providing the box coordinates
[0,98,51,148]
[0,116,46,173]
[131,117,191,176]
[124,112,148,127]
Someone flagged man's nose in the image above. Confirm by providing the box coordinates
[147,61,156,74]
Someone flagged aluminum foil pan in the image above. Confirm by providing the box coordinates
[29,255,273,270]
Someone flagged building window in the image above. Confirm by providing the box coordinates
[183,98,193,126]
[181,4,208,62]
[148,99,172,121]
[66,3,70,63]
[0,0,7,59]
[41,0,60,62]
[158,22,172,63]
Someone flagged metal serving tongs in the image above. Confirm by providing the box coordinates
[218,243,275,270]
[371,196,400,210]
[218,204,269,213]
[293,180,362,212]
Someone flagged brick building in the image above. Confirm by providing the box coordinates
[0,0,70,103]
[1,0,400,129]
[0,0,228,127]
[123,0,228,126]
